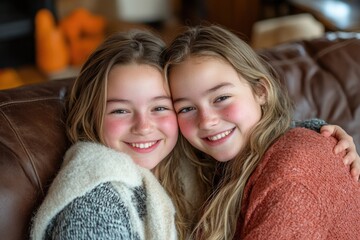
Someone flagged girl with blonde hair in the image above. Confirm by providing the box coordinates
[31,29,194,240]
[163,24,360,239]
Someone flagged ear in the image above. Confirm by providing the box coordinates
[255,78,268,105]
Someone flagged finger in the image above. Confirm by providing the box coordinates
[320,129,332,137]
[342,151,356,165]
[319,125,334,137]
[321,124,349,140]
[333,139,351,155]
[350,165,360,182]
[320,125,352,154]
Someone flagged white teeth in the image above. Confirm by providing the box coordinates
[130,141,156,149]
[207,130,232,141]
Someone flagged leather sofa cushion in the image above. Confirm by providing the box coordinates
[259,32,360,150]
[0,78,73,239]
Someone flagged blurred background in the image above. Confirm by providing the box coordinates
[1,0,359,89]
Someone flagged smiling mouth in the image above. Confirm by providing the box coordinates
[128,141,157,149]
[206,128,234,141]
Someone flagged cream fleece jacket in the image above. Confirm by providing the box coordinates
[31,142,176,240]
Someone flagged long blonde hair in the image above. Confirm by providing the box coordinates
[163,24,293,239]
[66,30,191,239]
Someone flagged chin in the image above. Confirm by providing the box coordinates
[210,154,233,162]
[134,158,159,170]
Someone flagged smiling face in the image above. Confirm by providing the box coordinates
[169,56,266,162]
[103,63,178,169]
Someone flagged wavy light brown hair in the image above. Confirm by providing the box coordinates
[163,24,293,239]
[66,29,191,239]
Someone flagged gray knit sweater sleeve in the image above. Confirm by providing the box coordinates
[45,182,140,240]
[291,118,327,133]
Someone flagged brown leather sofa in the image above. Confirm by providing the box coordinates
[1,32,360,240]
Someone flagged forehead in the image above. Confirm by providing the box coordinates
[170,56,233,89]
[171,55,233,75]
[170,55,237,81]
[108,63,164,87]
[184,55,225,65]
[107,63,169,97]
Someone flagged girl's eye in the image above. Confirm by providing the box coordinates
[111,109,128,114]
[215,95,230,103]
[153,106,169,112]
[178,106,195,114]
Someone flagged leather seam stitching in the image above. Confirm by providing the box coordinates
[314,39,358,60]
[1,108,45,195]
[0,96,61,108]
[0,98,63,196]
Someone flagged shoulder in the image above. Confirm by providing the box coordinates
[32,144,146,240]
[265,127,338,165]
[273,127,337,152]
[255,127,342,182]
[46,182,140,239]
[53,182,126,220]
[242,128,360,237]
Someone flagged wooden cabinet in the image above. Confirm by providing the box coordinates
[204,0,260,42]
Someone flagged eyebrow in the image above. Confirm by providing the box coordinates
[172,82,234,104]
[107,96,171,103]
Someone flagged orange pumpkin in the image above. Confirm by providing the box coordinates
[59,8,106,66]
[35,9,69,74]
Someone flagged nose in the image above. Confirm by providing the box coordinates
[131,113,153,135]
[198,108,219,130]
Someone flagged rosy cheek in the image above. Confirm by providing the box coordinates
[221,102,262,130]
[177,117,195,139]
[158,114,179,135]
[102,118,126,142]
[221,104,243,121]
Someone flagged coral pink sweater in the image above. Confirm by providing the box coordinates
[238,128,360,239]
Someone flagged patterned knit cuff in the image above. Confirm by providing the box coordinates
[291,118,327,133]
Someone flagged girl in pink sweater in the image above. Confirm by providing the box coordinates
[163,24,360,239]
